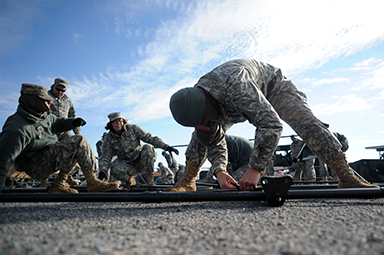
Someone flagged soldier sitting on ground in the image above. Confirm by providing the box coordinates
[0,83,119,193]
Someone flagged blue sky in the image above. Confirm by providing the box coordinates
[0,0,383,169]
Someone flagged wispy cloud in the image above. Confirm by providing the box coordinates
[299,77,350,88]
[312,94,373,116]
[90,0,384,122]
[1,0,384,125]
[72,32,83,43]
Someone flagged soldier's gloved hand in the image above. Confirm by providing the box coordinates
[98,172,107,181]
[73,118,87,127]
[166,146,179,155]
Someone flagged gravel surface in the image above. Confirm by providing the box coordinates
[1,197,384,255]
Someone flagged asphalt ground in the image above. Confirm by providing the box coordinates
[1,194,384,255]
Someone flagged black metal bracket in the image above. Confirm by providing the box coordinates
[260,175,293,207]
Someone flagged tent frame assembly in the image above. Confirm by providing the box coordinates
[1,176,383,207]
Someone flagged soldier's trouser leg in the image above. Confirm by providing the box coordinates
[293,162,305,181]
[28,135,118,192]
[137,144,156,185]
[110,159,138,183]
[318,159,328,177]
[270,79,377,188]
[305,158,316,181]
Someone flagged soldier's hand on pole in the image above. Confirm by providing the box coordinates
[216,170,238,190]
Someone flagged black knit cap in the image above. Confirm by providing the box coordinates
[169,87,206,127]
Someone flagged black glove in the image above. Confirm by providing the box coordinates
[166,146,179,155]
[292,158,298,163]
[98,172,107,181]
[72,118,87,127]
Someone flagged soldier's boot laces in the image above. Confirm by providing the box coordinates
[66,175,79,186]
[146,172,155,186]
[329,153,378,188]
[85,172,120,192]
[168,161,200,192]
[49,172,78,193]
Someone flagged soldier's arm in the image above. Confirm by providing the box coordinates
[132,124,169,150]
[67,99,81,134]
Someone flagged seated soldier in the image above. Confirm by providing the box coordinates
[0,83,119,193]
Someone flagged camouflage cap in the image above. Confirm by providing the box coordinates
[108,112,123,122]
[169,87,206,127]
[53,78,68,88]
[20,83,52,101]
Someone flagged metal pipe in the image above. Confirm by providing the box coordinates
[0,187,383,203]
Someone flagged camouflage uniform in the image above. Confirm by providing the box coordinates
[0,106,94,189]
[319,132,349,178]
[48,89,80,139]
[290,139,316,181]
[185,59,342,176]
[98,124,170,183]
[162,151,179,175]
[48,89,81,176]
[156,165,175,184]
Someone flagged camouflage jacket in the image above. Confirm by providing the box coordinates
[99,124,169,172]
[0,106,75,186]
[157,165,174,184]
[225,135,253,171]
[48,90,81,134]
[290,139,305,159]
[163,151,178,169]
[186,59,284,172]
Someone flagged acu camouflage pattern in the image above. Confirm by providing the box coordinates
[99,124,170,182]
[318,132,349,178]
[290,139,316,180]
[25,135,97,181]
[156,165,175,184]
[186,59,342,173]
[48,89,81,135]
[163,151,179,174]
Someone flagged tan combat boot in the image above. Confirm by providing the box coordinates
[167,161,200,192]
[84,172,120,192]
[146,172,155,186]
[329,154,378,188]
[66,175,79,186]
[49,172,79,193]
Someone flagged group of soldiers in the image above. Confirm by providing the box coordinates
[0,58,379,193]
